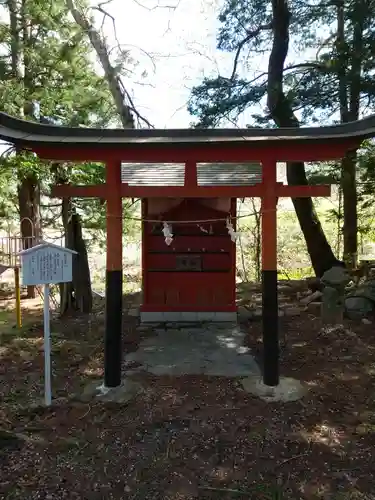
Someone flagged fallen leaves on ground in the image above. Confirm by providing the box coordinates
[0,295,375,499]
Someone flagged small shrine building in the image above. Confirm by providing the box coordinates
[122,162,262,322]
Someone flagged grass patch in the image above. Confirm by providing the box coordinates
[278,267,314,280]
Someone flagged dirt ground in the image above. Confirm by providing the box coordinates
[0,284,375,499]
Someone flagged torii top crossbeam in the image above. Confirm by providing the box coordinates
[1,111,375,162]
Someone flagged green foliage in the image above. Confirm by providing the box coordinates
[189,76,266,128]
[277,267,314,280]
[237,201,345,280]
[306,162,341,186]
[355,144,375,242]
[0,156,18,222]
[68,162,138,242]
[188,0,375,262]
[0,0,138,239]
[188,0,375,127]
[305,151,375,253]
[0,0,118,125]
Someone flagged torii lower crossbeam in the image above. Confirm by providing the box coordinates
[51,183,330,199]
[51,161,330,389]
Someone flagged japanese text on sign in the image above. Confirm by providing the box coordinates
[20,246,73,286]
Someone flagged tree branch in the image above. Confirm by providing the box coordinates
[230,24,272,81]
[131,0,181,11]
[87,1,155,128]
[107,43,156,74]
[66,0,135,128]
[118,79,154,128]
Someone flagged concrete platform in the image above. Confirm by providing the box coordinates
[124,323,260,377]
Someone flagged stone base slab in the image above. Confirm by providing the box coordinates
[80,379,143,403]
[140,311,237,322]
[241,376,306,402]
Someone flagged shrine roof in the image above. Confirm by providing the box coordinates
[1,111,375,148]
[121,162,262,186]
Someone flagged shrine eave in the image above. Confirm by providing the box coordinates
[1,111,374,162]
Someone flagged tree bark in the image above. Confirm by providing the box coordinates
[17,175,42,298]
[66,0,134,128]
[8,0,20,81]
[9,0,42,297]
[267,0,343,277]
[337,0,365,265]
[60,204,92,315]
[65,0,141,311]
[20,0,43,297]
[52,164,92,315]
[341,152,357,266]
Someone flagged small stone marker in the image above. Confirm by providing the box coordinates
[18,243,77,406]
[321,266,351,324]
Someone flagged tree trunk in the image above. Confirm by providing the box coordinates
[8,0,20,81]
[336,0,356,265]
[13,0,43,298]
[341,152,357,266]
[337,184,343,256]
[266,0,342,277]
[60,202,92,315]
[53,165,92,314]
[65,1,141,311]
[17,174,42,298]
[66,0,134,128]
[251,198,261,282]
[51,164,92,315]
[9,0,40,298]
[337,0,365,265]
[17,175,42,242]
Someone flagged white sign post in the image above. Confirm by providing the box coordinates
[18,243,77,406]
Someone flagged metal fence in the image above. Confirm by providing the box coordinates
[0,217,64,270]
[0,235,39,268]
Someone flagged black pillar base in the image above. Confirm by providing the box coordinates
[262,269,279,386]
[104,270,123,387]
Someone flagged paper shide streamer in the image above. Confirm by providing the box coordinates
[197,224,208,233]
[162,222,173,246]
[226,218,239,242]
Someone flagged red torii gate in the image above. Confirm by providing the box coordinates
[1,112,374,390]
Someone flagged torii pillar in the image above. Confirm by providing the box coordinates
[104,161,123,387]
[261,160,279,386]
[259,160,330,387]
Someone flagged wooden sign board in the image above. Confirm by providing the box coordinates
[18,242,77,286]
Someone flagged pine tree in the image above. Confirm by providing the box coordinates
[188,0,375,275]
[0,0,119,309]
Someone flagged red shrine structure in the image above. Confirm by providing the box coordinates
[141,196,237,322]
[123,162,262,322]
[1,111,374,391]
